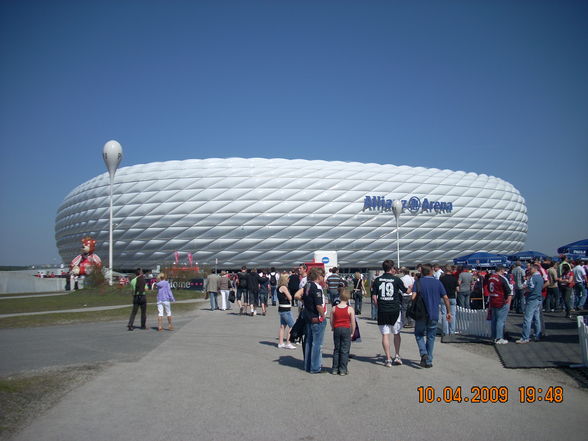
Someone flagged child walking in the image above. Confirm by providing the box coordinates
[155,273,176,331]
[331,291,356,375]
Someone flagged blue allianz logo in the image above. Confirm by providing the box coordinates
[363,195,453,214]
[322,257,330,264]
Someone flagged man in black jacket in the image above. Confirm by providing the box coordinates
[128,268,147,330]
[247,269,260,316]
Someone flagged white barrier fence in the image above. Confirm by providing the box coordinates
[571,315,588,368]
[454,306,491,337]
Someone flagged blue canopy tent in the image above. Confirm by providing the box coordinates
[507,250,548,262]
[453,252,509,268]
[557,239,588,258]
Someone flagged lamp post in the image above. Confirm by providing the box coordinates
[392,200,403,267]
[102,140,123,285]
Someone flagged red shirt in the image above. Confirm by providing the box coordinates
[332,305,352,328]
[487,274,512,308]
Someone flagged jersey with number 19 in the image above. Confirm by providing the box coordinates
[373,273,407,325]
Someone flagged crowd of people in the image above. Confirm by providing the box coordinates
[127,256,588,374]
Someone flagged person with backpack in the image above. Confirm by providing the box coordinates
[269,267,279,306]
[412,264,451,368]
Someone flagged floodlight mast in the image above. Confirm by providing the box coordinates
[102,140,123,286]
[392,200,403,268]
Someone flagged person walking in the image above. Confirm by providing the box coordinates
[205,270,221,311]
[372,260,407,367]
[351,272,366,315]
[326,267,345,306]
[154,273,176,331]
[127,268,147,331]
[237,266,248,315]
[269,267,279,306]
[331,290,355,375]
[399,268,415,327]
[258,270,270,316]
[219,271,231,311]
[413,264,451,368]
[487,266,512,344]
[247,268,261,316]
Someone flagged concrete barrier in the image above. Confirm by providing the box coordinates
[0,271,66,294]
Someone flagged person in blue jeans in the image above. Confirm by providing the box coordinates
[413,265,451,368]
[517,264,544,343]
[301,267,326,373]
[487,266,512,344]
[572,261,587,310]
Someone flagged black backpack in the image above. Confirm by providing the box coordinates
[407,281,428,321]
[270,273,277,286]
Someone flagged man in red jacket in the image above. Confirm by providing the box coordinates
[487,266,512,344]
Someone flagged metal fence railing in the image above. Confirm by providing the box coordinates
[454,306,491,338]
[571,315,588,368]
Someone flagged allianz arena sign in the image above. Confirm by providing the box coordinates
[55,158,527,268]
[363,195,453,214]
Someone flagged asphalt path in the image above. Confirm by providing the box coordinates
[6,306,588,441]
[0,316,194,376]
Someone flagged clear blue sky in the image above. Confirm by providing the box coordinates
[1,0,586,266]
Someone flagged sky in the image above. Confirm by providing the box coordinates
[0,0,587,266]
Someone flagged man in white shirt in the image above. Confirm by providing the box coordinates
[572,261,587,310]
[433,265,444,280]
[399,267,415,327]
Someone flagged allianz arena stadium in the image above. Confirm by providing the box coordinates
[55,158,527,269]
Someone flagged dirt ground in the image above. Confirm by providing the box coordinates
[0,363,108,441]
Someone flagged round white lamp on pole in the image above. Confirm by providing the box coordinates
[102,140,123,286]
[392,200,403,268]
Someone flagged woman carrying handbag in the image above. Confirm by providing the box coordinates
[352,272,366,315]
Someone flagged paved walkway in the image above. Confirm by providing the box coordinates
[7,306,588,441]
[0,291,70,299]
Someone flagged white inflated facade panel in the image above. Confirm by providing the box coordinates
[55,158,527,268]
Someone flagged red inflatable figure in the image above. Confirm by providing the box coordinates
[70,236,102,276]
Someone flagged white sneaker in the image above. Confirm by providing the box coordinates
[278,343,285,348]
[495,338,508,345]
[285,343,296,349]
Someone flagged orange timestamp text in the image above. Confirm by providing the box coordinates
[417,386,564,404]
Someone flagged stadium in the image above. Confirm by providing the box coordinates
[55,158,527,269]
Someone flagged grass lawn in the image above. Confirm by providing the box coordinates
[0,287,205,314]
[0,287,206,329]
